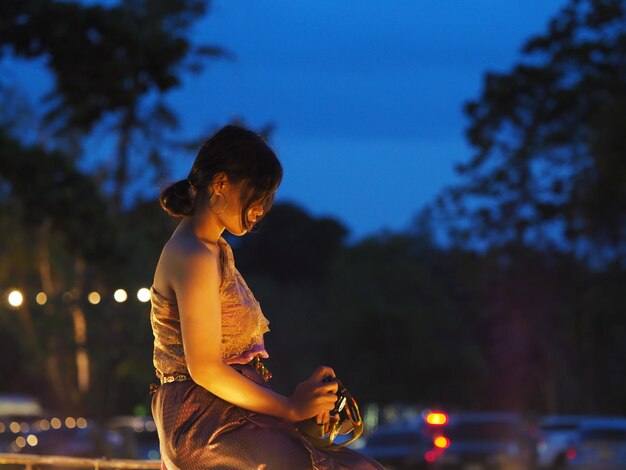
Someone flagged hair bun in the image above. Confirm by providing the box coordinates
[159,179,196,217]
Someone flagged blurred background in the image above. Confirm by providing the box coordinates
[1,0,626,464]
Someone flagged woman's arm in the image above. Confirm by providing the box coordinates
[172,246,337,422]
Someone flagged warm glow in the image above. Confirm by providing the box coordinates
[426,411,448,426]
[425,450,437,462]
[434,435,450,449]
[26,434,38,446]
[77,417,88,429]
[7,290,24,307]
[36,292,48,305]
[114,289,128,302]
[145,420,156,432]
[15,436,26,448]
[0,422,5,433]
[40,419,50,431]
[88,291,101,304]
[9,422,20,433]
[65,417,76,429]
[50,418,62,429]
[137,287,151,303]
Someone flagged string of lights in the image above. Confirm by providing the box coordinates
[1,287,153,308]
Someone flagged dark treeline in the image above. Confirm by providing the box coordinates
[236,207,626,416]
[1,0,625,420]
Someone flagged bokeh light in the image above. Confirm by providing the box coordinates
[434,435,450,449]
[7,290,23,307]
[114,289,128,303]
[425,411,448,426]
[62,291,74,302]
[87,291,101,304]
[36,292,47,305]
[137,287,151,303]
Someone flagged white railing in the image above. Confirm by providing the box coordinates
[0,454,161,469]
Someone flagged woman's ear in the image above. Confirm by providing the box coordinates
[212,172,229,194]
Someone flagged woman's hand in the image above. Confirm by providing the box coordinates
[287,366,339,422]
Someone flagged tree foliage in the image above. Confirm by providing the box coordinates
[438,0,626,265]
[0,0,227,209]
[0,0,220,132]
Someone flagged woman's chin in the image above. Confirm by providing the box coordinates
[227,227,248,236]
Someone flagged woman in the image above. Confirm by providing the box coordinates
[150,125,383,469]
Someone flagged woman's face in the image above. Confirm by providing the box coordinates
[215,178,271,236]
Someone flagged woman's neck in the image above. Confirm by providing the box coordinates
[179,210,225,244]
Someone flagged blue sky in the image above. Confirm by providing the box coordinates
[166,0,568,242]
[4,1,569,242]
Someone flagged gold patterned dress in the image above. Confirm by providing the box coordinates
[150,237,382,470]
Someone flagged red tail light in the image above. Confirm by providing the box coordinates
[434,435,450,449]
[425,450,438,462]
[566,448,577,460]
[425,411,448,426]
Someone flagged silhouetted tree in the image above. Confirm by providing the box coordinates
[434,0,626,413]
[0,0,226,209]
[438,0,626,266]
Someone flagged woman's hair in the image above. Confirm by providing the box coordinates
[160,125,283,230]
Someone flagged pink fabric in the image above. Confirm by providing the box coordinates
[224,342,269,365]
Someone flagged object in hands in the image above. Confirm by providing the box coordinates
[297,376,364,449]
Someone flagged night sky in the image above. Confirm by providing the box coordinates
[7,1,569,242]
[169,0,568,242]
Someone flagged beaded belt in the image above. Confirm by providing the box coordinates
[155,356,272,388]
[160,373,190,385]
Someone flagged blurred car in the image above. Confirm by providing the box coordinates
[567,417,626,470]
[537,415,590,469]
[107,416,161,460]
[429,412,536,470]
[0,394,43,422]
[8,421,124,458]
[360,419,437,470]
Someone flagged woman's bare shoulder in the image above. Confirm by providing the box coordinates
[153,233,220,298]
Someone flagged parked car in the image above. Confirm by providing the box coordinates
[0,394,43,422]
[21,425,122,458]
[429,412,537,470]
[567,417,626,470]
[537,415,591,469]
[360,420,436,470]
